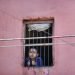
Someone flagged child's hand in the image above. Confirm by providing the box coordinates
[27,61,30,66]
[32,60,36,65]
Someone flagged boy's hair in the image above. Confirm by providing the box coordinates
[29,48,38,53]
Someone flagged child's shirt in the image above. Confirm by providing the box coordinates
[25,57,43,67]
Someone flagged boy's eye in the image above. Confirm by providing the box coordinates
[30,51,36,54]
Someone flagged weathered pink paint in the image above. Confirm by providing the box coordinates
[0,0,75,75]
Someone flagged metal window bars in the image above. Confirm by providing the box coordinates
[24,23,54,67]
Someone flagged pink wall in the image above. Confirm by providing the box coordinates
[0,0,75,75]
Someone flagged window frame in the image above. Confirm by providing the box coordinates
[23,17,54,67]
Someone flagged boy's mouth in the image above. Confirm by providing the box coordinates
[30,55,35,58]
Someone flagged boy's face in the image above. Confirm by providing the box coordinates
[29,48,38,59]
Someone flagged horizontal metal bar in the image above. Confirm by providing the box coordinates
[0,42,75,48]
[0,35,75,41]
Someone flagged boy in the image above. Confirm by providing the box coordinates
[25,48,43,67]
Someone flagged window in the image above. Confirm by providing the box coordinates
[23,17,54,67]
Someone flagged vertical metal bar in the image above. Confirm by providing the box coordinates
[40,32,41,66]
[47,27,50,75]
[44,31,45,66]
[33,31,34,48]
[28,26,30,69]
[48,27,49,66]
[37,31,38,56]
[29,29,30,51]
